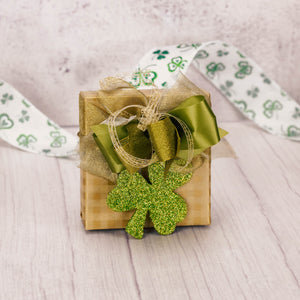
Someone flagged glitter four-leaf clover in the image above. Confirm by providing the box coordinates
[107,162,192,239]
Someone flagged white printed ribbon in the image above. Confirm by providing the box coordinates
[0,40,299,156]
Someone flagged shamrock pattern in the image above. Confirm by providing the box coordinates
[0,113,14,129]
[1,93,13,104]
[237,51,246,58]
[153,50,169,60]
[177,43,201,51]
[1,40,300,160]
[50,131,67,148]
[206,62,225,79]
[234,100,256,120]
[263,100,283,119]
[293,107,300,119]
[130,66,157,87]
[19,110,30,123]
[220,81,234,97]
[194,50,209,59]
[167,56,188,72]
[235,61,252,79]
[284,125,300,137]
[17,134,37,147]
[247,87,260,98]
[0,80,77,156]
[107,162,192,238]
[217,50,229,57]
[47,119,59,130]
[260,73,271,84]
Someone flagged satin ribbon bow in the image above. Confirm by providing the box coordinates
[91,94,227,174]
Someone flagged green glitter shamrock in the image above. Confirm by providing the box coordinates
[152,49,169,60]
[107,162,192,239]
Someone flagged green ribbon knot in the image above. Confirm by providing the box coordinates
[91,95,227,173]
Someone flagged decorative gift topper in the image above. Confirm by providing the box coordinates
[1,41,299,158]
[1,40,300,238]
[86,75,227,238]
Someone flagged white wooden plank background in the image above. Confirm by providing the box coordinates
[1,122,300,300]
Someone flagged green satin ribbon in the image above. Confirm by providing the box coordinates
[91,95,227,173]
[170,95,228,159]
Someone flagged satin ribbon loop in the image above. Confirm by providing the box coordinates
[91,91,227,174]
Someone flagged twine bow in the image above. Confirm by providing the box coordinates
[91,76,227,175]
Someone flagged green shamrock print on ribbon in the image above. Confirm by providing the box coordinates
[1,93,13,104]
[237,51,246,58]
[19,110,30,123]
[217,50,229,57]
[153,50,169,60]
[261,73,271,84]
[47,119,59,130]
[194,50,209,59]
[206,62,225,79]
[0,113,14,129]
[17,134,37,147]
[107,162,192,239]
[293,107,300,119]
[50,131,67,148]
[161,81,168,88]
[167,56,188,72]
[263,100,283,119]
[235,61,253,79]
[234,100,256,120]
[284,125,300,137]
[177,43,201,51]
[130,66,157,87]
[220,80,234,97]
[247,87,260,98]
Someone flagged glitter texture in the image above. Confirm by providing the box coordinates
[106,162,192,239]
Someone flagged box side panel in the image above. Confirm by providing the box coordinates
[80,90,211,230]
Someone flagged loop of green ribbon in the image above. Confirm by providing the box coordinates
[91,95,227,173]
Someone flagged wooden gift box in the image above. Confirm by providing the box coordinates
[79,89,211,230]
